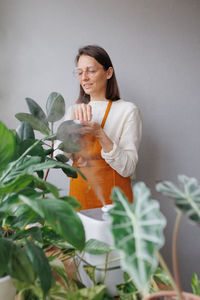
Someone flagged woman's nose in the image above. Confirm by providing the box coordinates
[81,70,89,80]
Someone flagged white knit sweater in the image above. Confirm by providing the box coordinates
[61,99,142,180]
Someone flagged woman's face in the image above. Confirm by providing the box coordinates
[76,55,112,99]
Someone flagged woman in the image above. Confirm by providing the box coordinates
[65,45,142,210]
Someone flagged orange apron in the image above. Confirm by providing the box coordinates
[69,101,133,210]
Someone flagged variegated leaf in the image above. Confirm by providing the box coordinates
[109,184,166,293]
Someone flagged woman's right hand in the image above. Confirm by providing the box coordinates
[73,103,92,123]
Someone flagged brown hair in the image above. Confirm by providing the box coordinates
[75,45,120,103]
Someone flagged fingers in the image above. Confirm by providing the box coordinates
[73,104,92,122]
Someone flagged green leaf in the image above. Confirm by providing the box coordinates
[16,122,35,140]
[60,196,82,210]
[0,121,15,172]
[84,239,113,254]
[18,139,45,158]
[46,92,65,122]
[83,264,97,285]
[55,154,69,163]
[109,184,166,293]
[0,238,13,277]
[0,174,35,194]
[152,267,172,288]
[15,113,50,135]
[20,195,86,251]
[191,273,200,295]
[26,241,53,295]
[156,175,200,224]
[8,244,36,283]
[66,284,106,300]
[25,97,49,126]
[56,120,82,141]
[58,138,82,153]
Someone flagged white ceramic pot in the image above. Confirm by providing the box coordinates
[0,275,16,300]
[77,206,124,296]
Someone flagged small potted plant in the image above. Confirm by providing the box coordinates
[108,176,200,300]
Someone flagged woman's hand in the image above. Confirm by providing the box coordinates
[73,103,92,122]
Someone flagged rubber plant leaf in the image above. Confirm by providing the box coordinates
[46,92,65,122]
[156,175,200,224]
[25,97,49,127]
[0,121,15,173]
[19,195,86,251]
[16,121,35,140]
[15,113,50,135]
[56,120,82,141]
[109,184,166,294]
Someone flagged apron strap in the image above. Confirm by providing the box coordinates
[101,101,112,128]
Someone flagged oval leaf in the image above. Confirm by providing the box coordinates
[58,139,82,153]
[16,122,35,140]
[15,113,50,135]
[46,92,65,122]
[109,184,166,293]
[0,121,15,172]
[25,97,48,126]
[56,120,82,141]
[84,238,113,254]
[20,195,86,251]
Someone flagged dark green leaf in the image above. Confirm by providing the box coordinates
[55,154,69,163]
[60,196,81,210]
[15,113,50,135]
[20,195,86,251]
[0,174,34,194]
[84,239,113,254]
[16,122,35,140]
[0,121,15,172]
[46,92,65,122]
[25,97,49,126]
[18,139,45,158]
[8,244,36,283]
[26,241,53,295]
[0,238,13,277]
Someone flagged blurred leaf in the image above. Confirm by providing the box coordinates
[60,196,81,210]
[56,120,82,141]
[191,273,200,296]
[58,138,82,153]
[46,92,65,122]
[0,121,15,172]
[16,121,35,141]
[55,154,69,163]
[66,284,106,300]
[8,244,36,283]
[156,175,200,224]
[0,238,13,277]
[19,139,45,158]
[84,239,113,254]
[26,241,53,295]
[83,264,97,285]
[109,184,166,293]
[0,174,35,194]
[20,195,86,251]
[25,97,49,126]
[152,267,172,288]
[15,113,50,135]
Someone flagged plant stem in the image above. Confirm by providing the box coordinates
[158,252,183,300]
[172,212,183,292]
[44,122,54,182]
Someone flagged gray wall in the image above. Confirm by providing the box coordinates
[0,0,200,292]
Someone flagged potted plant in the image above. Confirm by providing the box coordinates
[107,176,200,299]
[0,92,120,299]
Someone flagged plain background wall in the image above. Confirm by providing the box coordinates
[0,0,200,292]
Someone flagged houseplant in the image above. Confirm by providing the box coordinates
[1,92,122,299]
[108,176,200,299]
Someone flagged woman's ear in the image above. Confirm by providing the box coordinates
[106,67,114,79]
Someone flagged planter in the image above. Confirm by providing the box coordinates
[0,275,16,300]
[77,206,123,296]
[145,291,200,300]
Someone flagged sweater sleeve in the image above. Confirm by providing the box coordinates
[101,107,142,179]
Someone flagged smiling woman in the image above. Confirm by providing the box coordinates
[61,45,142,210]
